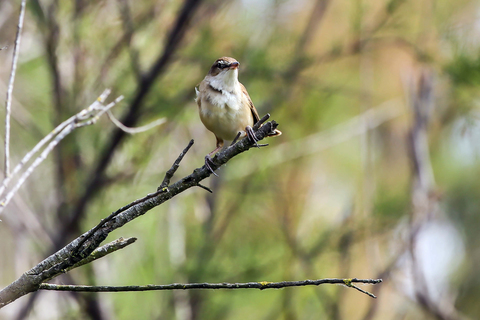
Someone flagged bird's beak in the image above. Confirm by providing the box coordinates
[229,61,239,69]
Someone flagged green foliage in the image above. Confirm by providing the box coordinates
[445,53,480,87]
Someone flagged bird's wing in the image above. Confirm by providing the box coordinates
[195,83,201,107]
[240,82,260,124]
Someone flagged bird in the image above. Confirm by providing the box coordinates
[195,57,281,175]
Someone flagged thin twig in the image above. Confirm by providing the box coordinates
[41,237,137,284]
[38,278,382,297]
[253,113,270,130]
[0,89,111,197]
[71,186,169,256]
[72,138,195,256]
[230,132,241,146]
[0,92,124,215]
[343,279,379,299]
[106,110,166,134]
[159,139,195,190]
[66,237,136,272]
[196,183,212,193]
[4,0,27,179]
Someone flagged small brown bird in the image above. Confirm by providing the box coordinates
[195,57,281,174]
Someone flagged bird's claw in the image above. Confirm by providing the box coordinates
[205,155,219,177]
[245,126,259,148]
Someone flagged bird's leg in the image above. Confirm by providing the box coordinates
[245,126,268,148]
[205,137,224,176]
[204,154,218,176]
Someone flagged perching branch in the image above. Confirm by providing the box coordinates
[38,278,382,298]
[4,0,27,178]
[0,115,279,308]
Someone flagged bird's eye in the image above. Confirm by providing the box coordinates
[217,62,227,69]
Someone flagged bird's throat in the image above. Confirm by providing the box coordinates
[208,69,239,93]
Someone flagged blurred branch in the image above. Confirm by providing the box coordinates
[38,278,382,298]
[407,70,464,320]
[0,116,279,308]
[315,0,410,65]
[64,0,204,244]
[106,110,166,134]
[295,0,330,55]
[228,99,403,180]
[117,0,142,80]
[0,90,124,215]
[261,0,330,114]
[4,0,27,179]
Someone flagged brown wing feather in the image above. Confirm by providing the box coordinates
[239,82,282,136]
[239,82,260,124]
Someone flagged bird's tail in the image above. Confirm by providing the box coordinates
[268,129,282,137]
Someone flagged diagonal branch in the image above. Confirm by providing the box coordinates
[0,116,279,308]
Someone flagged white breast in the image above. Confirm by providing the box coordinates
[206,89,242,111]
[198,86,252,141]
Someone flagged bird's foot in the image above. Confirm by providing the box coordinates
[246,126,259,148]
[204,155,219,177]
[245,126,268,148]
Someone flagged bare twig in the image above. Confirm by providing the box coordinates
[230,132,242,146]
[0,91,124,215]
[106,110,166,134]
[38,278,382,297]
[65,237,137,273]
[0,90,111,197]
[4,0,27,179]
[196,183,212,193]
[342,279,379,299]
[159,139,195,190]
[67,138,195,259]
[252,113,270,130]
[406,70,465,320]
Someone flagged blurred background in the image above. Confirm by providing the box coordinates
[0,0,478,319]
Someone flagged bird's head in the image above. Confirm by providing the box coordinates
[209,57,240,76]
[207,57,240,91]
